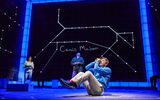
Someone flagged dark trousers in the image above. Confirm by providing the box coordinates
[72,66,83,77]
[150,75,160,89]
[37,80,44,87]
[37,73,45,87]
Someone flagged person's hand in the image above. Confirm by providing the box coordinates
[73,62,79,65]
[95,58,101,63]
[76,62,81,64]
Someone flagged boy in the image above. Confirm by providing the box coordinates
[60,57,111,96]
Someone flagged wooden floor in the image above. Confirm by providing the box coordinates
[0,88,160,100]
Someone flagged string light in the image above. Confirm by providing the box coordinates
[0,6,24,29]
[147,1,159,13]
[0,47,13,54]
[110,49,136,72]
[147,0,160,30]
[0,23,13,55]
[0,6,23,54]
[35,8,136,72]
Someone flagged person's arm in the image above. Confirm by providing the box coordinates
[79,57,84,65]
[71,57,75,65]
[85,61,95,70]
[24,61,27,68]
[32,62,34,69]
[94,62,111,76]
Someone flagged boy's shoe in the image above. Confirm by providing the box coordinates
[59,78,77,89]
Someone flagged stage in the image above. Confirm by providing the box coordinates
[0,88,160,100]
[0,0,160,100]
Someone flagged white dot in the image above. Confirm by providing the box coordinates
[117,55,119,57]
[2,29,4,32]
[124,40,126,41]
[8,25,11,27]
[126,63,128,65]
[9,17,12,19]
[4,13,6,15]
[42,49,44,51]
[14,21,16,23]
[134,71,137,73]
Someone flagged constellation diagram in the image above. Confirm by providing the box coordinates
[34,8,136,72]
[147,1,160,24]
[147,1,159,13]
[0,6,23,54]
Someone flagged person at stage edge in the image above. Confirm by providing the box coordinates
[60,57,112,96]
[71,52,84,77]
[24,56,34,83]
[150,75,160,90]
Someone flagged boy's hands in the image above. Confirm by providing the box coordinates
[95,58,101,63]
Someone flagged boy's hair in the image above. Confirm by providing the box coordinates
[101,57,109,63]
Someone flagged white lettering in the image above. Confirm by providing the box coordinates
[59,45,99,52]
[79,46,98,51]
[60,45,77,52]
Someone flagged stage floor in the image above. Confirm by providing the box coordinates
[0,88,160,100]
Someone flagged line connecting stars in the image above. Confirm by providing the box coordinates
[0,6,23,54]
[35,8,136,72]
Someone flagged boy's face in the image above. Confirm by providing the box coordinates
[99,59,108,67]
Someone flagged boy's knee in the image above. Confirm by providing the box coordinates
[79,72,84,74]
[85,71,92,75]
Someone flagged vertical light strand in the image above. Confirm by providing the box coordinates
[139,0,153,84]
[18,1,32,82]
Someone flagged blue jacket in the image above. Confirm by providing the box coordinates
[85,61,112,88]
[71,57,84,66]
